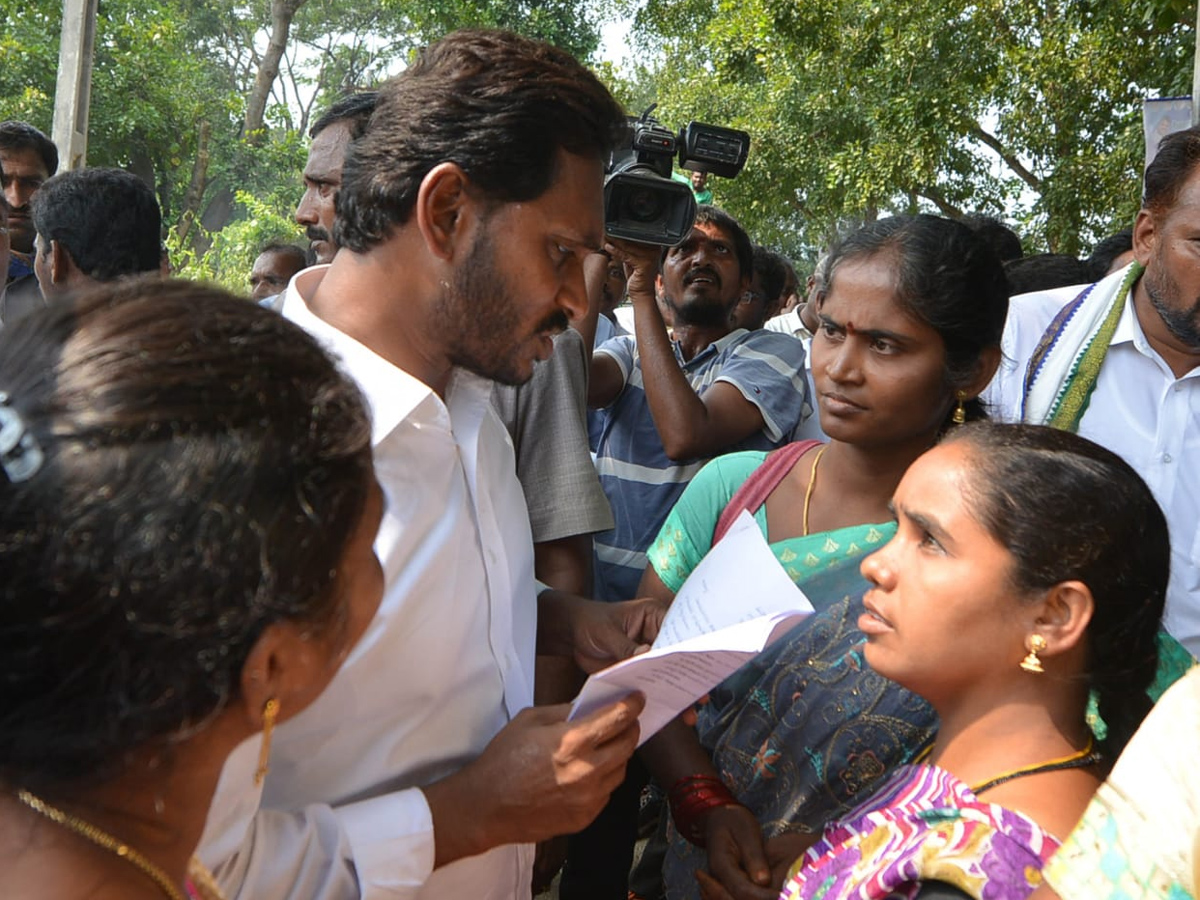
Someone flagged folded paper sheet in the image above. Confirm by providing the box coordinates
[570,511,814,744]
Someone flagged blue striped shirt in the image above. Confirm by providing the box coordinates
[592,328,812,601]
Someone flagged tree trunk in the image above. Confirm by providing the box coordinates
[176,120,212,248]
[244,0,308,142]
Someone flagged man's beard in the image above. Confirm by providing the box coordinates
[440,227,567,386]
[1144,265,1200,351]
[665,292,736,329]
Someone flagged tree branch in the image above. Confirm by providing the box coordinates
[915,184,963,218]
[967,123,1042,192]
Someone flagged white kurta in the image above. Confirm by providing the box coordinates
[198,266,537,899]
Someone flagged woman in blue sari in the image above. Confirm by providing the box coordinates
[632,215,1009,900]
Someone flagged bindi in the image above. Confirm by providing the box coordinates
[844,321,857,334]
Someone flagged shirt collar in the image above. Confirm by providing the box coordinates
[281,265,435,446]
[675,327,746,366]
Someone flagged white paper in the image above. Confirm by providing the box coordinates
[570,511,814,744]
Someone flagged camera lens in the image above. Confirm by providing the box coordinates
[625,187,667,223]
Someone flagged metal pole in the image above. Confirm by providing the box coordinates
[51,0,98,170]
[1193,0,1200,125]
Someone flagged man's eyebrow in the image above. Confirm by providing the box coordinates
[557,230,604,253]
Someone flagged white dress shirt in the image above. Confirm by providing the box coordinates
[986,276,1200,656]
[198,266,537,899]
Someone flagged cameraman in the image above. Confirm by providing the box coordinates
[588,206,812,605]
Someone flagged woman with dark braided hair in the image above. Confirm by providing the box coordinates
[635,214,1008,900]
[0,279,383,900]
[761,423,1168,900]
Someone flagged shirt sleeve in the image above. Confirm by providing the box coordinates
[710,331,811,442]
[593,334,635,407]
[646,451,768,593]
[201,740,437,900]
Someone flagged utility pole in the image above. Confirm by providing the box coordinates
[51,0,98,170]
[1193,0,1200,124]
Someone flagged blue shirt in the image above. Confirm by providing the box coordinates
[591,328,811,601]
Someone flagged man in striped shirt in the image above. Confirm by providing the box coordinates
[589,206,812,603]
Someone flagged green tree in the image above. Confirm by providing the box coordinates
[628,0,1196,258]
[0,0,610,287]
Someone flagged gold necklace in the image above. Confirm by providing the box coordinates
[801,445,827,536]
[15,789,225,900]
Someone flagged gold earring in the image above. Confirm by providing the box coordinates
[255,698,280,787]
[1020,635,1047,674]
[952,390,967,426]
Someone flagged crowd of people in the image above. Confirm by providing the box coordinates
[0,25,1197,900]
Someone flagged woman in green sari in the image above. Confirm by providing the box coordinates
[633,215,1009,900]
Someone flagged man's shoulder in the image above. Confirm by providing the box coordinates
[0,275,45,327]
[721,327,807,361]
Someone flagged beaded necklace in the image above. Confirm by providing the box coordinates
[969,738,1100,795]
[15,789,226,900]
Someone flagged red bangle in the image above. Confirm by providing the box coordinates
[668,774,739,847]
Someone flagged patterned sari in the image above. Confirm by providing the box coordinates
[640,451,939,900]
[779,765,1059,900]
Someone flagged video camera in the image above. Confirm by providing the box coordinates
[604,105,751,247]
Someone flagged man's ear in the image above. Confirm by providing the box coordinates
[1132,207,1156,268]
[414,162,475,262]
[237,620,338,731]
[1034,580,1095,664]
[49,239,79,286]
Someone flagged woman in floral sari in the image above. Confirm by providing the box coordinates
[632,215,1008,900]
[766,423,1167,900]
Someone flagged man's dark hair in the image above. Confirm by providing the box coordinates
[751,245,787,304]
[309,91,379,141]
[258,241,309,270]
[959,214,1023,263]
[0,121,58,176]
[31,168,162,280]
[1003,253,1092,296]
[1144,125,1200,216]
[336,29,627,253]
[694,205,754,281]
[1086,228,1133,280]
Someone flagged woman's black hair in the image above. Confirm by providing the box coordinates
[945,422,1168,761]
[821,214,1009,428]
[0,278,374,793]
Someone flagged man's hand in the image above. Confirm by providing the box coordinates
[538,589,668,673]
[423,693,645,867]
[604,238,662,306]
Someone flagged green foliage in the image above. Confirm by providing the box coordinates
[629,0,1196,259]
[0,0,608,286]
[169,190,303,293]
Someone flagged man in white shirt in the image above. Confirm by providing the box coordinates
[987,125,1200,659]
[199,29,659,900]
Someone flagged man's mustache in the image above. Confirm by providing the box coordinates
[306,226,331,244]
[538,310,570,334]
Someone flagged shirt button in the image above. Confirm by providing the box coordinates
[1163,453,1173,463]
[1176,383,1184,392]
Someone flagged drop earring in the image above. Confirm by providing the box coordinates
[255,697,280,787]
[1020,635,1047,674]
[952,390,967,426]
